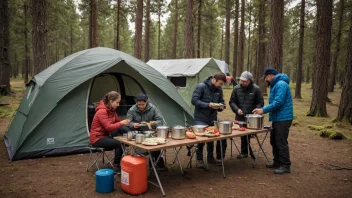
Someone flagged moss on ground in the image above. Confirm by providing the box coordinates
[308,124,350,140]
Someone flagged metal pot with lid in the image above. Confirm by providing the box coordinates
[171,125,186,140]
[245,114,264,129]
[217,121,232,134]
[156,126,169,139]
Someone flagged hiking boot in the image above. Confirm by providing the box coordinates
[236,153,248,159]
[273,166,291,174]
[197,160,205,168]
[156,158,168,171]
[207,157,221,164]
[266,161,280,169]
[156,163,168,172]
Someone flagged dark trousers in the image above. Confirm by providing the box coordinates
[92,126,130,165]
[271,121,292,168]
[195,121,227,160]
[240,135,250,154]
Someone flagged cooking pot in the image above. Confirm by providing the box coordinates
[191,125,208,133]
[171,126,186,140]
[135,134,146,144]
[156,126,169,139]
[217,121,232,134]
[245,114,264,129]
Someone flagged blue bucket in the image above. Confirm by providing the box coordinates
[95,169,114,194]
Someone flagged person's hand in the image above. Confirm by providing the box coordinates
[120,119,131,126]
[237,109,243,115]
[220,104,226,110]
[208,102,215,108]
[133,123,140,128]
[149,121,156,126]
[252,108,264,115]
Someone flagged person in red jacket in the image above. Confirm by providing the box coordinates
[90,91,131,172]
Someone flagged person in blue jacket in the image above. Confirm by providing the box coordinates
[191,72,227,167]
[253,67,293,174]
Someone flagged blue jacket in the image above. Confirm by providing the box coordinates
[263,74,293,122]
[191,77,225,125]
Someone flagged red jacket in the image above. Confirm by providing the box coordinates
[90,100,121,144]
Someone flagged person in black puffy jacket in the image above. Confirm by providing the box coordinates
[229,71,264,159]
[191,72,227,167]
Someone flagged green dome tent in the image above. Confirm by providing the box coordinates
[4,47,194,161]
[147,58,230,112]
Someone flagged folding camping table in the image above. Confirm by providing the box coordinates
[114,128,269,196]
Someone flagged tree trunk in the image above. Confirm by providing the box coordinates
[247,2,252,71]
[158,0,161,59]
[184,0,194,58]
[225,0,230,64]
[92,0,98,47]
[238,0,245,74]
[307,0,332,117]
[173,0,178,59]
[24,2,29,84]
[32,0,48,75]
[221,20,224,60]
[328,0,344,92]
[197,0,202,58]
[257,0,267,95]
[134,0,143,59]
[233,0,239,77]
[0,0,11,95]
[89,0,92,48]
[294,0,305,99]
[269,0,284,72]
[70,18,73,54]
[64,32,67,57]
[306,63,310,83]
[115,0,121,50]
[13,53,18,78]
[144,0,150,62]
[336,15,352,124]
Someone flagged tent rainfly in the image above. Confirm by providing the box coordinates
[147,58,230,111]
[4,47,194,161]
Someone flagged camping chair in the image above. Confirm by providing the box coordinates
[86,145,114,171]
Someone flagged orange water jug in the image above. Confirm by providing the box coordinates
[120,155,148,195]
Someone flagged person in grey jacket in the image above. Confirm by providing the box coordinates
[127,94,163,130]
[229,71,264,159]
[126,93,166,170]
[191,72,227,167]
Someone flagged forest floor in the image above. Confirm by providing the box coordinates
[0,78,351,198]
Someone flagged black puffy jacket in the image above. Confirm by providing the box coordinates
[191,77,225,125]
[229,82,264,121]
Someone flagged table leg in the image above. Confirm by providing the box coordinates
[231,138,241,155]
[220,140,226,178]
[252,132,270,167]
[187,146,197,168]
[173,148,184,175]
[230,138,233,157]
[121,143,126,156]
[172,146,182,164]
[148,150,164,175]
[148,151,166,196]
[205,146,209,171]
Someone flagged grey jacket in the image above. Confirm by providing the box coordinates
[126,102,163,130]
[229,81,264,121]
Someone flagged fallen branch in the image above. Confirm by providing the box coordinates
[321,163,352,170]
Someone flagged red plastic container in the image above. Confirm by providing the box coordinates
[120,155,148,195]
